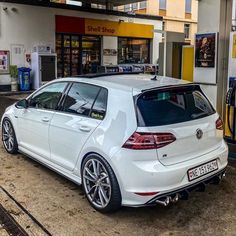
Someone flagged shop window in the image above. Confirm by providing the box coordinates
[82,36,101,74]
[56,34,101,77]
[118,38,150,64]
[184,24,190,39]
[56,34,63,78]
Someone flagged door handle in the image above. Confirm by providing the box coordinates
[42,117,50,122]
[79,126,91,132]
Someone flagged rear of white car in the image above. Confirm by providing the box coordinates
[110,84,228,206]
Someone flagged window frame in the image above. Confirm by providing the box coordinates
[184,23,191,39]
[132,2,138,10]
[159,0,167,10]
[185,0,192,14]
[117,37,151,64]
[139,1,147,9]
[60,82,109,120]
[27,81,70,111]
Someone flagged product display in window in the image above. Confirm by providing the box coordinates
[56,34,101,77]
[118,38,150,64]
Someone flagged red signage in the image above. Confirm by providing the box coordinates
[55,15,85,34]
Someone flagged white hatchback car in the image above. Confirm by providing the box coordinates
[1,74,228,212]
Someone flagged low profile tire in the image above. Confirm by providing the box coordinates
[82,154,122,213]
[2,118,18,154]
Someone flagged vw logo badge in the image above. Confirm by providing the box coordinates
[196,129,203,140]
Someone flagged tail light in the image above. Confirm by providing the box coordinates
[122,132,176,150]
[216,117,223,130]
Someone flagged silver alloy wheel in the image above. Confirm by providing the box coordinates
[83,159,112,209]
[2,120,15,152]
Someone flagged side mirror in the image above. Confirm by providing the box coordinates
[15,99,29,109]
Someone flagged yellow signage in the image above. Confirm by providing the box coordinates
[182,46,194,82]
[85,19,154,39]
[232,34,236,58]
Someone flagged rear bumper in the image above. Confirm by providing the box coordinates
[146,167,226,206]
[111,140,228,206]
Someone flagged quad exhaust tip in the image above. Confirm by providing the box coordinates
[155,171,226,207]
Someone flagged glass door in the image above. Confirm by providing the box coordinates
[56,34,101,76]
[63,35,71,77]
[82,36,101,74]
[56,34,63,78]
[71,35,80,76]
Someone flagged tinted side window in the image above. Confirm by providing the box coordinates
[63,83,100,116]
[29,82,67,110]
[90,88,108,120]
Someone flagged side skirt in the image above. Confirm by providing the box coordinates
[18,146,82,186]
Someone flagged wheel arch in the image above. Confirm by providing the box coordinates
[79,151,124,195]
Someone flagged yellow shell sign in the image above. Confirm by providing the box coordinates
[85,19,154,39]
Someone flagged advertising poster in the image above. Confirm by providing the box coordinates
[195,33,216,68]
[103,49,117,56]
[0,51,10,74]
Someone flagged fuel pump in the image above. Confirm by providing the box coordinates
[225,77,236,143]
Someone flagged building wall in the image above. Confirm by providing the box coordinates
[158,0,197,45]
[130,0,198,45]
[165,0,185,19]
[0,3,162,86]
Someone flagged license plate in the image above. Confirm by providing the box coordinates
[188,160,218,182]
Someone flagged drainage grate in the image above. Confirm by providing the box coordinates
[0,204,28,236]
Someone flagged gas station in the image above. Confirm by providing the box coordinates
[0,0,236,235]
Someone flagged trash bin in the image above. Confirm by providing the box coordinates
[18,67,31,91]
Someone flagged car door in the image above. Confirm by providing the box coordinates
[16,82,68,160]
[49,82,108,171]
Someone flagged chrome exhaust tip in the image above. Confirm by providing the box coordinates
[156,196,171,206]
[171,194,180,203]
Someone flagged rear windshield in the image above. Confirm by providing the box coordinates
[136,85,215,127]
